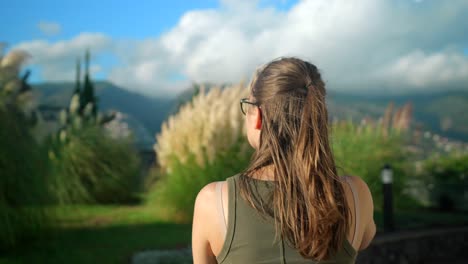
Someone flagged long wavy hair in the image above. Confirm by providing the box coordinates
[239,57,350,260]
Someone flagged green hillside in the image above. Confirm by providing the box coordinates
[33,81,468,143]
[328,90,468,141]
[33,81,174,136]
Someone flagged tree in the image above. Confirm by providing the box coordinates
[73,58,81,96]
[57,49,115,139]
[80,49,98,118]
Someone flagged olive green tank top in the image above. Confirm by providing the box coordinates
[216,174,358,264]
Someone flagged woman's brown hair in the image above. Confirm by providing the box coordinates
[239,57,350,260]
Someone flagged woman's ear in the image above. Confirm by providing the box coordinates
[255,108,262,130]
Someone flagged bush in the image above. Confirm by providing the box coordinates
[48,126,141,204]
[0,108,50,249]
[148,139,252,221]
[331,120,413,210]
[421,153,468,211]
[0,48,51,249]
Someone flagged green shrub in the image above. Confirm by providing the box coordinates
[0,108,50,249]
[331,121,413,210]
[48,126,141,204]
[0,48,51,249]
[147,138,252,222]
[421,153,468,211]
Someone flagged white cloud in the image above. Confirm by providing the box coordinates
[108,38,190,95]
[14,33,112,81]
[37,21,62,36]
[374,50,468,90]
[13,0,468,97]
[90,64,102,75]
[113,0,468,96]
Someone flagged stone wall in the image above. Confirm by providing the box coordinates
[131,226,468,264]
[356,226,468,264]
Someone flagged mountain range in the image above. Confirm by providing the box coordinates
[327,89,468,141]
[32,81,468,147]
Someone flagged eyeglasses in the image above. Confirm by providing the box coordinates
[240,98,259,115]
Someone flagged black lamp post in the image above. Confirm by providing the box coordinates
[381,164,395,232]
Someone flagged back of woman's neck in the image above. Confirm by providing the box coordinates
[246,165,276,181]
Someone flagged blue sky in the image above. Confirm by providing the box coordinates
[3,0,296,44]
[3,0,468,97]
[4,0,217,42]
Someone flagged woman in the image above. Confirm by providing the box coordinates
[192,57,376,263]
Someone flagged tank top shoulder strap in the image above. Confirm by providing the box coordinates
[216,174,239,264]
[216,181,227,237]
[344,176,360,246]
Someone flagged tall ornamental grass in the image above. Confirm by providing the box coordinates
[150,84,251,221]
[48,126,142,204]
[0,108,50,249]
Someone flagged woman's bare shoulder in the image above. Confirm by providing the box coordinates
[192,181,227,262]
[194,181,224,212]
[346,176,374,206]
[344,176,376,250]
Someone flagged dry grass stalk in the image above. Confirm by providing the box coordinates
[154,83,249,173]
[381,102,394,138]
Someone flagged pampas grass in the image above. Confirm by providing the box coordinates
[155,83,250,173]
[150,83,252,221]
[48,126,141,204]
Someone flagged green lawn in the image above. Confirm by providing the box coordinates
[1,206,467,264]
[0,205,191,264]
